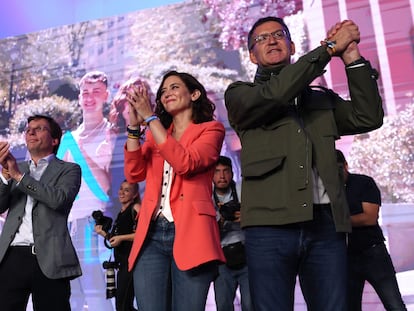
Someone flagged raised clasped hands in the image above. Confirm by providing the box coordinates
[324,20,361,64]
[126,83,154,126]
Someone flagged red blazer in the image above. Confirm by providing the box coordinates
[124,121,226,271]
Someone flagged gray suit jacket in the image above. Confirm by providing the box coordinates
[0,157,82,279]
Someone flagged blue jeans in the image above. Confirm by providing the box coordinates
[245,205,347,311]
[348,242,407,311]
[214,264,253,311]
[132,216,217,311]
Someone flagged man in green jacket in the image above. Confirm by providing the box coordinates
[225,17,383,311]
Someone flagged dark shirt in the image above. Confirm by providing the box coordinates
[345,173,385,252]
[112,204,137,263]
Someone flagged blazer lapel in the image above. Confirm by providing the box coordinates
[39,158,62,185]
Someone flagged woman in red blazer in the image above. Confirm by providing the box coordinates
[123,71,225,311]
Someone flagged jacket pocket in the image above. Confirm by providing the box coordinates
[243,155,286,178]
[192,200,217,217]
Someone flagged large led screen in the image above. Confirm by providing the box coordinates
[1,0,413,310]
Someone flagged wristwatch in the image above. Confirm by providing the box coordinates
[324,40,336,54]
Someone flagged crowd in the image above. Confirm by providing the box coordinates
[0,15,407,311]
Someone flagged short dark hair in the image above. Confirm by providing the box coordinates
[217,155,232,169]
[79,70,108,88]
[27,115,62,154]
[248,16,291,50]
[336,149,346,164]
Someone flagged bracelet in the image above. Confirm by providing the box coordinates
[127,133,140,140]
[323,40,336,55]
[127,125,141,135]
[127,125,145,138]
[144,115,159,125]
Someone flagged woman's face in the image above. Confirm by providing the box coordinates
[159,75,198,116]
[118,181,137,205]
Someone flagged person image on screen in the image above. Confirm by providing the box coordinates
[213,155,253,311]
[224,17,384,310]
[58,70,113,221]
[336,149,407,311]
[57,70,114,310]
[95,180,141,311]
[124,70,225,311]
[0,115,82,311]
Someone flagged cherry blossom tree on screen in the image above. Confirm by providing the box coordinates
[201,0,298,50]
[349,99,414,203]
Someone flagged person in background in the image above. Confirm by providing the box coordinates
[224,16,383,311]
[336,149,407,311]
[124,70,225,311]
[0,115,82,311]
[95,180,141,311]
[213,155,253,311]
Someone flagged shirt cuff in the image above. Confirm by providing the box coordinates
[346,57,366,69]
[16,173,25,185]
[0,171,10,184]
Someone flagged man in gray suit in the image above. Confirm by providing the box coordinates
[0,114,82,311]
[225,17,383,311]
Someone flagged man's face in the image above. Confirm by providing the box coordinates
[213,164,233,191]
[249,21,295,68]
[79,81,109,114]
[25,118,57,157]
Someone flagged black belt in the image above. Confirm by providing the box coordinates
[154,213,171,222]
[10,244,36,255]
[313,203,331,209]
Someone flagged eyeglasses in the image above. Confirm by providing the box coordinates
[24,126,50,135]
[250,29,288,49]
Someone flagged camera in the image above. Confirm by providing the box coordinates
[92,210,113,233]
[219,200,241,221]
[103,260,119,270]
[103,260,119,299]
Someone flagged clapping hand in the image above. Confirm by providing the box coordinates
[126,83,154,123]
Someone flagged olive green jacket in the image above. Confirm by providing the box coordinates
[225,46,383,232]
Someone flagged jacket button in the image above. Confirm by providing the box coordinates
[297,128,301,133]
[302,203,307,208]
[299,165,304,169]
